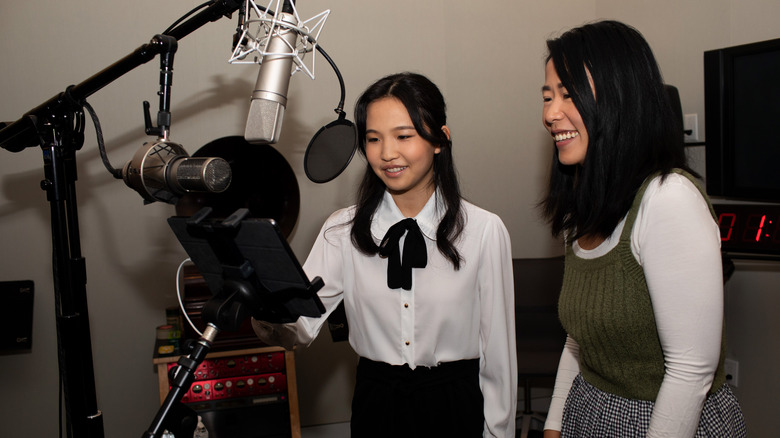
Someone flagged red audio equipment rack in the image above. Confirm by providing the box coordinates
[153,346,300,438]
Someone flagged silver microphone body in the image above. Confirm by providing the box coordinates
[169,156,232,193]
[122,140,232,204]
[244,10,300,144]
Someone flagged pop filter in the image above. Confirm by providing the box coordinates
[303,111,357,183]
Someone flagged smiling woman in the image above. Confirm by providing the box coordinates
[537,20,746,438]
[252,72,517,438]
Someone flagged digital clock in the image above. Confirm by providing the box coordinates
[713,204,780,256]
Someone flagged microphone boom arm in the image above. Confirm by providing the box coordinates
[0,0,244,152]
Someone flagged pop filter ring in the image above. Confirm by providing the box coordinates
[303,111,357,183]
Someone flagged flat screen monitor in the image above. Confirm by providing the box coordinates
[704,38,780,202]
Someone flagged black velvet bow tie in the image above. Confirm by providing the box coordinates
[378,218,428,290]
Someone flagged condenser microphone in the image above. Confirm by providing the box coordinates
[244,0,300,144]
[122,140,232,204]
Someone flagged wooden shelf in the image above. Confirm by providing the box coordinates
[154,345,300,438]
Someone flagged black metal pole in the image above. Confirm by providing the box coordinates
[39,109,104,437]
[142,325,220,438]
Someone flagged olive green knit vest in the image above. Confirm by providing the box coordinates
[558,169,727,401]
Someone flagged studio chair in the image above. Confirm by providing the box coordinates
[513,256,567,438]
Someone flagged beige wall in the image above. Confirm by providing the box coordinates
[1,1,777,436]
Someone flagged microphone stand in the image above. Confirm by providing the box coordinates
[142,324,220,438]
[0,2,243,437]
[143,207,325,438]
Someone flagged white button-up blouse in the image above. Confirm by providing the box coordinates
[295,190,517,437]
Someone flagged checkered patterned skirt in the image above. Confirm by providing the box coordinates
[561,374,746,437]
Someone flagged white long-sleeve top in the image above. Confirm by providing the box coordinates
[544,173,725,437]
[295,190,517,437]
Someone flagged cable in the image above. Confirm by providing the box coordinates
[162,1,215,35]
[62,84,123,179]
[176,258,203,337]
[82,100,123,179]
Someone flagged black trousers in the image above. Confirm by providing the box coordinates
[350,357,484,438]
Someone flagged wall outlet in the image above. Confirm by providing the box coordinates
[683,113,699,142]
[724,358,739,387]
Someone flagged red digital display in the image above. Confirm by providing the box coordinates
[714,204,780,255]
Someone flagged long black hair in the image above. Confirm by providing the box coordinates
[350,72,464,269]
[540,20,693,240]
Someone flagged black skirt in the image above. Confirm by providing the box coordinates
[350,357,484,438]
